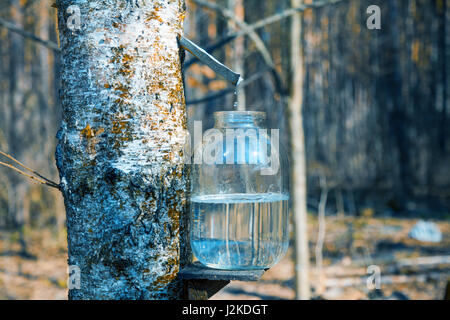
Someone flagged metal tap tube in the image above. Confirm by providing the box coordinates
[179,36,242,86]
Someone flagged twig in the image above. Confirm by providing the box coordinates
[186,66,270,105]
[0,151,60,190]
[191,0,286,94]
[192,0,274,66]
[233,0,345,39]
[0,150,49,182]
[186,88,235,106]
[0,0,346,56]
[0,161,46,184]
[0,17,60,52]
[185,0,346,68]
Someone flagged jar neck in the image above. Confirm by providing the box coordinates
[214,111,267,128]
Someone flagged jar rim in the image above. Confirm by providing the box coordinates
[213,111,266,119]
[213,111,267,128]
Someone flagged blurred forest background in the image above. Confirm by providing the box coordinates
[0,0,449,299]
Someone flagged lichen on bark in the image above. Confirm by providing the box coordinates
[55,0,190,299]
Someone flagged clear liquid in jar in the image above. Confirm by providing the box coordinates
[190,193,289,270]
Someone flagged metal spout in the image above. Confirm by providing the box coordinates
[179,36,241,86]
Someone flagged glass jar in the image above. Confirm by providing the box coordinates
[190,111,290,270]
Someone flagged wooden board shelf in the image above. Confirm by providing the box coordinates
[179,261,267,300]
[179,261,267,281]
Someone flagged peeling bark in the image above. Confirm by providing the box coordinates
[55,0,190,299]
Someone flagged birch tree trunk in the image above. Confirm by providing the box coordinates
[55,0,190,299]
[289,0,310,300]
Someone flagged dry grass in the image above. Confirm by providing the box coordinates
[1,214,449,300]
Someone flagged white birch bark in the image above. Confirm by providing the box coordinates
[55,0,190,299]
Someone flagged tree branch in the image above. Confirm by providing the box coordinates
[188,0,346,94]
[186,66,270,105]
[0,17,60,52]
[193,0,274,67]
[186,0,346,66]
[231,0,345,39]
[191,0,286,94]
[0,0,346,56]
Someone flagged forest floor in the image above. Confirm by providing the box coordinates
[0,215,449,300]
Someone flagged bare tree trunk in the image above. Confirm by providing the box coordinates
[289,0,310,300]
[56,0,190,299]
[315,174,328,296]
